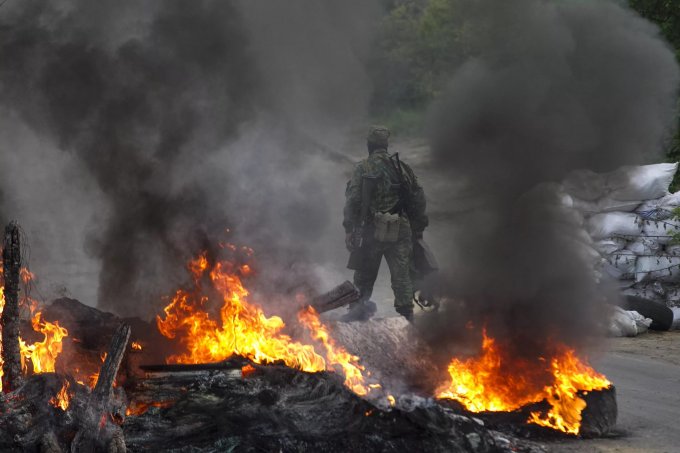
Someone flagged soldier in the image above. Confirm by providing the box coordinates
[343,125,428,322]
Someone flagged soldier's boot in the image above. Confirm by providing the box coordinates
[395,306,414,323]
[340,300,377,322]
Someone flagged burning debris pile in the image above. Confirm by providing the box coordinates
[435,331,615,436]
[0,221,618,452]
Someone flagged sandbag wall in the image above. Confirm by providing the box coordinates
[563,163,680,321]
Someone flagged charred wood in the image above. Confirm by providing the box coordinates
[2,221,23,392]
[122,361,508,453]
[72,323,130,453]
[580,386,618,438]
[39,431,62,453]
[439,386,617,439]
[139,357,249,374]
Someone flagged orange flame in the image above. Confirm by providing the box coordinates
[528,349,611,434]
[19,312,69,374]
[20,268,35,285]
[298,306,369,395]
[88,372,100,388]
[49,379,71,411]
[131,341,143,351]
[156,249,374,395]
[157,252,326,372]
[436,330,610,434]
[126,400,174,416]
[241,363,256,378]
[0,263,68,391]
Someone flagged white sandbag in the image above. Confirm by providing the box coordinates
[660,191,680,210]
[604,250,637,280]
[616,279,636,290]
[609,306,639,337]
[586,212,642,240]
[563,169,607,201]
[665,287,680,305]
[636,191,680,220]
[622,286,665,303]
[629,310,652,334]
[635,256,680,283]
[594,237,626,254]
[641,219,680,245]
[564,163,678,205]
[626,238,662,255]
[596,198,642,213]
[607,163,678,201]
[665,244,680,256]
[571,197,641,214]
[635,207,672,221]
[559,192,574,209]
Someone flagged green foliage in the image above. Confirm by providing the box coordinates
[371,0,680,148]
[369,0,468,120]
[628,0,680,190]
[629,0,680,54]
[372,108,426,138]
[671,207,680,244]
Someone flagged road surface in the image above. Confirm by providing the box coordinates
[549,332,680,452]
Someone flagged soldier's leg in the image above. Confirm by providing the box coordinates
[352,245,383,303]
[384,228,414,320]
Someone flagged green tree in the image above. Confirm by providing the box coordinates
[369,0,469,133]
[628,1,680,187]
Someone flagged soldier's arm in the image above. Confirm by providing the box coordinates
[343,163,365,234]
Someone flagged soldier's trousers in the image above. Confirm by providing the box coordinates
[353,219,413,314]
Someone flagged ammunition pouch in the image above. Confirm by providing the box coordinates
[373,212,401,242]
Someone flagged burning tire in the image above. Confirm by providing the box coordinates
[621,295,673,331]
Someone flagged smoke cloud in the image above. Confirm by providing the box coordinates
[0,0,382,317]
[423,0,679,358]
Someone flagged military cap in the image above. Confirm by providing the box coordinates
[367,125,390,147]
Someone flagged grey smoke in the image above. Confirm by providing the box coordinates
[0,0,382,318]
[423,0,679,358]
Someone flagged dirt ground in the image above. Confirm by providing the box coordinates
[604,330,680,366]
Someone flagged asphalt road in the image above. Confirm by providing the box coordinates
[551,349,680,452]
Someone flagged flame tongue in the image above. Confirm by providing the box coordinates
[436,330,610,434]
[528,349,611,434]
[0,263,68,391]
[156,250,371,396]
[157,255,326,371]
[298,306,369,395]
[20,312,69,374]
[436,333,548,412]
[49,379,72,411]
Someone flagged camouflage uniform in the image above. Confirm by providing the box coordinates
[343,126,428,318]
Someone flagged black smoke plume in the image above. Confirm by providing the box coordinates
[423,0,679,358]
[0,0,381,317]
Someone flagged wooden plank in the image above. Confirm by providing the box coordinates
[140,358,248,373]
[308,280,360,314]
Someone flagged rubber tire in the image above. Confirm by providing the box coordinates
[621,295,673,331]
